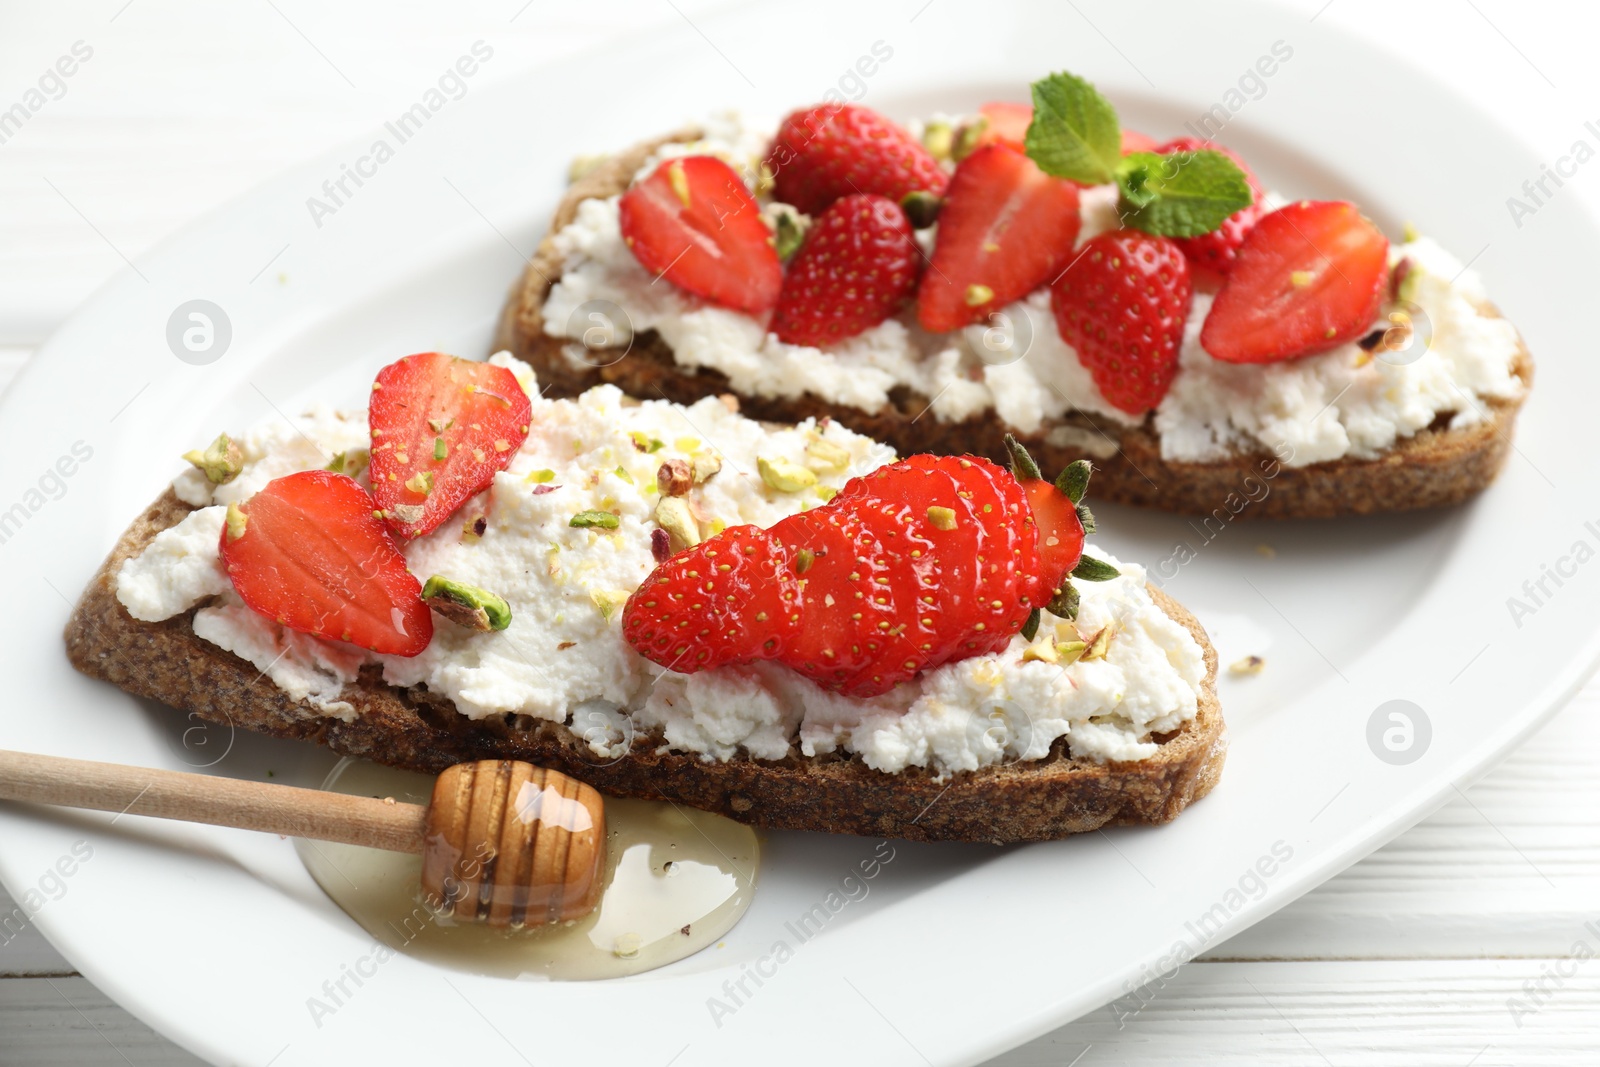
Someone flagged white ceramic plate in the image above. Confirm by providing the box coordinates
[3,2,1597,1064]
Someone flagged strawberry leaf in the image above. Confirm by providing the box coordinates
[1024,71,1121,186]
[1021,607,1042,642]
[1115,150,1253,237]
[1004,434,1043,481]
[1047,581,1080,620]
[1055,459,1093,504]
[1072,556,1120,582]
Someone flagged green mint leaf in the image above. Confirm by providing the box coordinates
[1055,459,1093,504]
[1072,556,1120,582]
[1024,71,1121,185]
[1116,150,1253,237]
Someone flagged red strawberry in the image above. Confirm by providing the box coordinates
[771,194,921,347]
[767,104,947,216]
[917,144,1082,333]
[1152,136,1265,282]
[369,352,532,540]
[618,156,781,313]
[1120,128,1159,154]
[623,451,1087,699]
[219,470,432,657]
[974,101,1032,152]
[622,524,802,672]
[1201,200,1390,364]
[1051,230,1193,415]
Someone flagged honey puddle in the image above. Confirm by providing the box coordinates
[296,759,760,979]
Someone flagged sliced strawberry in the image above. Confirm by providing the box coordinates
[219,470,432,657]
[975,102,1033,151]
[623,449,1098,699]
[1152,136,1266,283]
[1201,200,1389,364]
[767,104,947,216]
[916,144,1082,333]
[368,352,532,540]
[771,194,921,347]
[1023,478,1085,588]
[618,156,781,313]
[1120,128,1160,154]
[1052,230,1193,415]
[622,524,802,671]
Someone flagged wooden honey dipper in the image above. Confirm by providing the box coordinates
[0,751,606,928]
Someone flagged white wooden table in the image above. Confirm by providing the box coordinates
[2,1,1597,1062]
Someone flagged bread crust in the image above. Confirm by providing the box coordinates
[65,490,1225,845]
[495,131,1533,520]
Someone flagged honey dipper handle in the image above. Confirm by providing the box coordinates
[0,749,428,854]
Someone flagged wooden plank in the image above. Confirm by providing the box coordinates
[995,959,1600,1066]
[0,976,205,1065]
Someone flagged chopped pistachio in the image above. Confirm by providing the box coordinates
[805,437,852,472]
[1081,625,1114,662]
[427,416,455,433]
[675,437,700,453]
[1021,640,1059,664]
[815,485,838,502]
[326,448,370,479]
[614,465,634,484]
[224,501,248,542]
[433,437,447,461]
[527,468,557,484]
[654,496,701,552]
[922,119,954,160]
[667,159,691,207]
[795,548,815,574]
[1229,655,1266,676]
[900,190,942,229]
[405,471,435,495]
[1402,221,1420,243]
[1056,639,1088,666]
[965,283,994,307]
[390,503,425,525]
[657,458,692,496]
[926,505,957,530]
[952,116,989,161]
[567,152,609,184]
[182,434,244,485]
[422,575,511,632]
[691,452,722,484]
[570,510,620,529]
[629,431,664,453]
[759,455,817,493]
[590,588,631,622]
[768,204,809,262]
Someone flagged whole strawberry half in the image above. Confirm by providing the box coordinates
[619,155,782,313]
[1152,136,1266,283]
[369,351,532,540]
[623,448,1094,699]
[219,469,433,657]
[767,104,947,216]
[1052,230,1194,416]
[917,144,1082,333]
[1201,200,1389,364]
[771,194,921,347]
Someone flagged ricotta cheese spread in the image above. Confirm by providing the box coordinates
[116,353,1206,777]
[540,111,1525,468]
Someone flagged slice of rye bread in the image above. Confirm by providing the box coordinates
[64,489,1225,845]
[494,128,1534,520]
